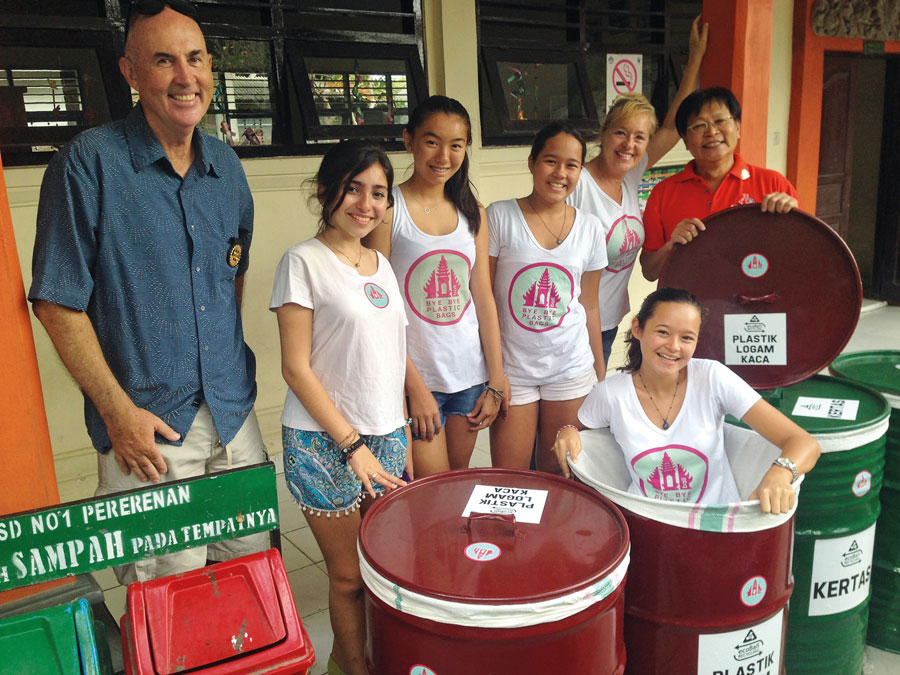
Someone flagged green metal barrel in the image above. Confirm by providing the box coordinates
[830,350,900,654]
[754,375,890,674]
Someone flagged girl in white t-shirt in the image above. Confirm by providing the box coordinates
[367,96,507,478]
[553,288,820,513]
[270,140,409,675]
[568,16,707,364]
[488,122,608,474]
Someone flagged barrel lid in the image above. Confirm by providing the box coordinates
[359,468,628,604]
[830,350,900,398]
[731,374,890,434]
[660,205,861,389]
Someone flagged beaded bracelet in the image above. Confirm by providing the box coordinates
[555,424,577,440]
[342,435,366,463]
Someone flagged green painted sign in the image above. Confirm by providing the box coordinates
[0,463,278,592]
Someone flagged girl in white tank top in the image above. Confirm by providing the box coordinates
[366,96,508,478]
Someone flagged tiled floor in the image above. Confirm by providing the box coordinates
[94,304,900,674]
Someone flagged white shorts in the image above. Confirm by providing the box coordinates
[96,403,269,584]
[508,368,598,406]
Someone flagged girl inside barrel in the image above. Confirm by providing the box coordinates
[552,287,820,513]
[488,122,608,474]
[270,140,410,675]
[366,95,508,478]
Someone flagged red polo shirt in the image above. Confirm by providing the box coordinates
[643,154,799,252]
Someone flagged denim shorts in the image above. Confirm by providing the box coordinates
[282,426,407,515]
[411,381,486,439]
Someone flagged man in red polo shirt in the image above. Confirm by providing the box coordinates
[640,87,798,281]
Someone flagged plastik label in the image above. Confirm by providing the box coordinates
[697,610,783,675]
[465,542,501,562]
[741,575,767,607]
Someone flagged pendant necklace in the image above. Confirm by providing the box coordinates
[407,191,437,215]
[321,233,363,268]
[528,195,567,245]
[637,370,681,430]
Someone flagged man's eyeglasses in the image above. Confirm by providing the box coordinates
[125,0,199,42]
[686,116,734,135]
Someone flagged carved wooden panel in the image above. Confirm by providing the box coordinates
[812,0,900,40]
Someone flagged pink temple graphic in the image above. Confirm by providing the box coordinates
[423,255,462,299]
[618,221,641,257]
[745,255,764,271]
[646,452,693,492]
[522,268,562,309]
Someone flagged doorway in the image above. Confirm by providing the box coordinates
[817,52,900,302]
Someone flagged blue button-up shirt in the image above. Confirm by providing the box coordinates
[30,104,257,451]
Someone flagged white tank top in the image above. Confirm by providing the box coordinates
[389,187,488,393]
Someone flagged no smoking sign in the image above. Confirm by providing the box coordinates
[606,54,642,111]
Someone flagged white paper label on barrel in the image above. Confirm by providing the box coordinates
[696,610,783,675]
[808,523,876,616]
[790,396,860,420]
[723,313,787,366]
[461,485,548,524]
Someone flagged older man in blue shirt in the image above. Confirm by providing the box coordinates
[29,1,266,582]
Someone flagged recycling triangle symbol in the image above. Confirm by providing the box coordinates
[848,541,859,551]
[743,630,758,643]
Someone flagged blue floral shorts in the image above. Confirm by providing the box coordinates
[282,426,407,516]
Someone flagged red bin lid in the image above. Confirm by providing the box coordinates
[142,556,286,673]
[359,468,629,604]
[660,205,862,389]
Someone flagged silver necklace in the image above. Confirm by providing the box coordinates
[637,370,681,430]
[528,195,567,245]
[407,192,438,215]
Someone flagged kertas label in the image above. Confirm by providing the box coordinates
[461,485,548,525]
[697,610,783,675]
[723,314,786,366]
[808,524,876,616]
[791,396,860,421]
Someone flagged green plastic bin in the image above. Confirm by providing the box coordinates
[0,598,109,674]
[830,350,900,654]
[731,375,890,674]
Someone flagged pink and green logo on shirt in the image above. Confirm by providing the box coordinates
[404,250,472,325]
[507,263,574,332]
[632,445,709,503]
[606,215,644,273]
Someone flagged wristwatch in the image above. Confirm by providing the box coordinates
[772,457,798,483]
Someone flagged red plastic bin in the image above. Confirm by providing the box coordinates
[121,548,315,674]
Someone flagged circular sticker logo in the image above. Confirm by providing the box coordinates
[404,250,472,325]
[605,215,644,273]
[364,282,389,308]
[410,667,438,675]
[741,576,767,607]
[852,470,872,498]
[464,542,501,562]
[741,253,769,278]
[507,262,574,333]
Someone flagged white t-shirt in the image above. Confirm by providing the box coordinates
[388,187,488,393]
[269,238,407,435]
[487,199,608,386]
[568,154,648,328]
[578,359,761,504]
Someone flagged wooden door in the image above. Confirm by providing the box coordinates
[816,55,857,240]
[874,57,900,303]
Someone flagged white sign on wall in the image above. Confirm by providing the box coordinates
[723,313,787,366]
[606,54,642,112]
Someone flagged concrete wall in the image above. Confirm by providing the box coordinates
[5,0,795,499]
